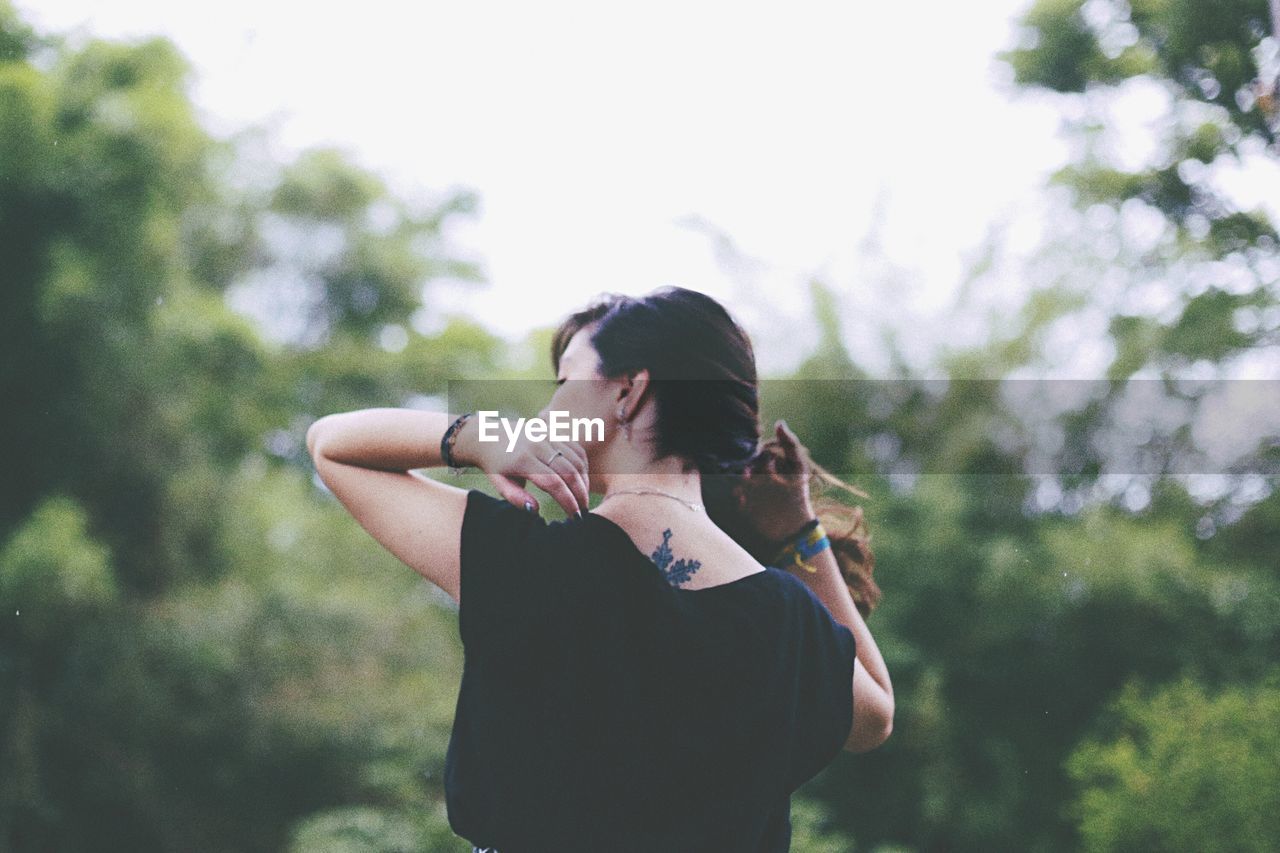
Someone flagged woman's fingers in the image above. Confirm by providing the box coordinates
[775,420,809,475]
[746,442,780,484]
[519,442,584,517]
[768,427,798,473]
[775,421,798,458]
[528,466,583,517]
[545,442,590,513]
[555,440,591,502]
[765,445,785,480]
[490,431,591,516]
[557,439,589,468]
[490,472,539,512]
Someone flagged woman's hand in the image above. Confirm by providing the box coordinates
[460,418,590,517]
[734,420,817,544]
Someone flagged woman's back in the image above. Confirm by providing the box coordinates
[446,488,857,853]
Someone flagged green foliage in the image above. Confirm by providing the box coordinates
[0,1,34,63]
[0,495,116,642]
[1000,0,1280,381]
[1160,286,1264,359]
[789,795,860,852]
[0,3,486,848]
[251,147,483,347]
[1066,673,1280,851]
[1005,0,1272,130]
[1002,0,1142,92]
[273,148,387,221]
[287,806,463,853]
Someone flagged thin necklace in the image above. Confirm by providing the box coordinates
[600,488,705,513]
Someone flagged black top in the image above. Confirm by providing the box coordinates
[445,488,858,852]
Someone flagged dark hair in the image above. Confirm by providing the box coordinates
[551,286,760,477]
[552,286,881,617]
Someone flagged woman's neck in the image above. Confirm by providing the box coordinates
[595,462,703,506]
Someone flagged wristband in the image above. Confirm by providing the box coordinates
[440,412,474,474]
[771,518,830,574]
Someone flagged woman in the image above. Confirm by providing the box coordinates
[306,286,894,852]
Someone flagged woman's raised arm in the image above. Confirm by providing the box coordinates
[734,420,894,752]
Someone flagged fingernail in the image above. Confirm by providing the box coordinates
[576,509,584,518]
[524,501,534,512]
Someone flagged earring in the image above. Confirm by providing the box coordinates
[617,407,631,440]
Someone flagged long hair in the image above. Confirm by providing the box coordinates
[551,286,880,617]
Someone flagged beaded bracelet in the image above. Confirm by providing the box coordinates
[771,518,831,574]
[440,412,474,474]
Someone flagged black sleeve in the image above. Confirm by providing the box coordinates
[458,488,560,655]
[785,586,858,793]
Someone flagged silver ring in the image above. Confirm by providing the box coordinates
[545,450,564,464]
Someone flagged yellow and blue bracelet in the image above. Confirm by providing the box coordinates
[771,518,830,573]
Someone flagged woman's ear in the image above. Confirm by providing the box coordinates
[615,368,651,417]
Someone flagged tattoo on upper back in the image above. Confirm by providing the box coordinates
[649,528,703,588]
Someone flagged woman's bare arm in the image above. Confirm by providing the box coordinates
[785,544,894,752]
[737,420,894,752]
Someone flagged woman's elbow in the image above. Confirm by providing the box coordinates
[845,701,894,753]
[866,711,894,751]
[879,697,895,743]
[878,711,894,746]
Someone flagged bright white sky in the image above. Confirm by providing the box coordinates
[23,0,1071,375]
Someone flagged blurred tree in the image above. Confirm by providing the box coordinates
[0,1,493,593]
[798,3,1280,850]
[0,2,496,849]
[1066,672,1280,851]
[768,3,1280,844]
[976,1,1280,565]
[1000,0,1280,458]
